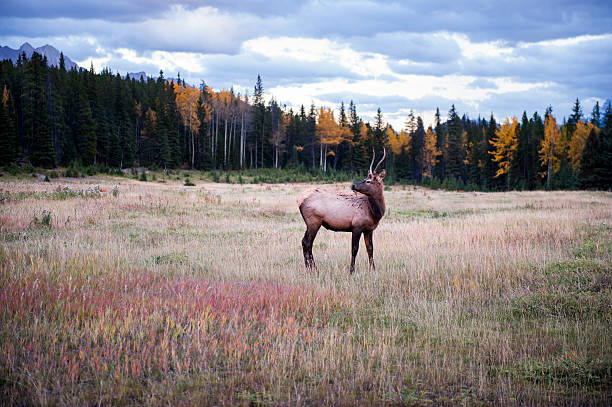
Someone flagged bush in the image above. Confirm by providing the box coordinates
[5,163,19,176]
[63,162,82,178]
[30,210,52,229]
[139,171,147,182]
[184,178,195,186]
[24,163,35,174]
[48,171,59,179]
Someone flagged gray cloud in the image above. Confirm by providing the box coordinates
[0,0,302,20]
[1,0,610,125]
[349,32,462,63]
[288,0,612,43]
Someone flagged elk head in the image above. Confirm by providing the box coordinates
[351,147,386,196]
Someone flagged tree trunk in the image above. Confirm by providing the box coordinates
[224,118,227,168]
[240,113,244,169]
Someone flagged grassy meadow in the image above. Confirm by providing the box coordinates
[0,173,610,406]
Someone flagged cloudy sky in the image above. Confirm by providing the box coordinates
[1,0,611,128]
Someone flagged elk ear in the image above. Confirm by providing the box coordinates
[377,169,386,180]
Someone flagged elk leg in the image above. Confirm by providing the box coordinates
[350,231,362,274]
[302,224,320,271]
[364,231,375,271]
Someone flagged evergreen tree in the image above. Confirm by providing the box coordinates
[567,98,583,136]
[483,114,499,190]
[580,102,612,189]
[253,75,265,168]
[75,91,97,165]
[591,101,601,127]
[410,116,425,182]
[530,112,545,189]
[0,86,18,165]
[445,104,464,181]
[349,100,366,172]
[21,52,54,166]
[433,107,445,180]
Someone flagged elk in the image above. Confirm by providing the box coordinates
[298,148,386,274]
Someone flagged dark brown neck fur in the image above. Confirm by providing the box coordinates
[367,193,385,220]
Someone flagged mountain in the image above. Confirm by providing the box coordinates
[0,42,78,69]
[125,71,148,81]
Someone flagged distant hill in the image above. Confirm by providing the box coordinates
[0,42,78,69]
[124,71,148,81]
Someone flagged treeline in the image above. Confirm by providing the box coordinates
[0,52,611,190]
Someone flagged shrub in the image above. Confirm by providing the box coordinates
[5,163,19,176]
[30,210,52,229]
[184,178,195,186]
[139,171,147,182]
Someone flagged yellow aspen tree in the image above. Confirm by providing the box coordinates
[174,82,201,133]
[568,119,596,171]
[388,127,410,155]
[423,126,441,178]
[489,116,519,189]
[175,83,203,168]
[316,107,348,171]
[539,115,562,189]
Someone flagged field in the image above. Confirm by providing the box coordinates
[0,174,610,406]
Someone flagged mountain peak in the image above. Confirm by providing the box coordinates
[20,42,34,53]
[0,42,78,70]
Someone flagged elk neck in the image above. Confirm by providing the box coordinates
[366,192,385,220]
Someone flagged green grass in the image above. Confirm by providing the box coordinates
[0,177,610,405]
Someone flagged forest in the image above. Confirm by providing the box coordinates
[0,51,610,191]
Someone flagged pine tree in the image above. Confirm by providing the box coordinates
[75,90,97,165]
[591,101,601,127]
[483,114,499,190]
[349,100,366,172]
[411,116,426,182]
[21,52,54,166]
[579,101,611,189]
[567,98,583,136]
[253,75,266,169]
[433,107,445,180]
[529,112,545,189]
[0,86,18,165]
[514,111,530,188]
[445,104,464,181]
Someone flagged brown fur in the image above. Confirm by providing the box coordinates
[299,168,387,274]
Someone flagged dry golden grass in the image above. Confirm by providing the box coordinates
[0,175,610,406]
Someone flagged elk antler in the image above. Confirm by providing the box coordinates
[368,149,375,175]
[374,147,386,173]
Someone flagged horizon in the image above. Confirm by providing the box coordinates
[1,1,611,128]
